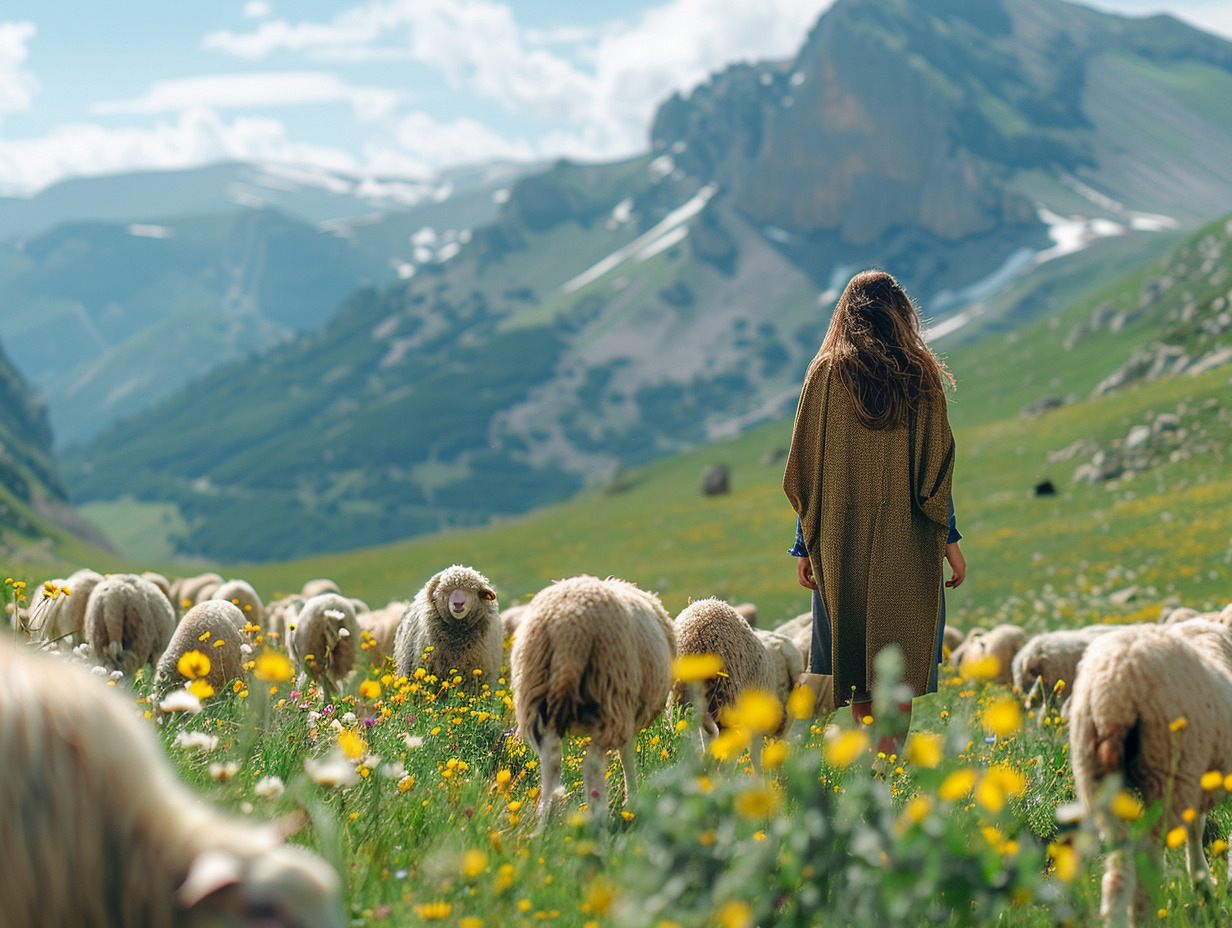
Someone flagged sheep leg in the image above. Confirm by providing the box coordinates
[533,732,562,835]
[582,740,607,826]
[1186,814,1212,891]
[618,740,637,807]
[1100,848,1134,928]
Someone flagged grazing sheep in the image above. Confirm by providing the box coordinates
[393,566,502,690]
[28,567,103,643]
[0,635,343,928]
[155,601,247,694]
[1069,620,1232,926]
[288,594,360,698]
[673,598,797,770]
[754,629,805,709]
[942,625,964,655]
[356,602,407,667]
[511,575,675,830]
[1011,625,1135,708]
[950,624,1027,685]
[210,579,264,631]
[301,578,341,599]
[170,572,224,611]
[84,574,176,676]
[774,611,813,663]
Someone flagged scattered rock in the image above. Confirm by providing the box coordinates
[700,464,729,496]
[1033,479,1056,497]
[1124,425,1151,452]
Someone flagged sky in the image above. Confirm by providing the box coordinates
[1,0,1230,195]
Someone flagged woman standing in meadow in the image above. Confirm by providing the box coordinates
[783,269,965,753]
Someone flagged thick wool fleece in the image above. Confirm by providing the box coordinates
[84,573,177,676]
[511,575,675,753]
[393,565,502,690]
[155,601,247,693]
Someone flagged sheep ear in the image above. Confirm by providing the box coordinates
[178,849,244,908]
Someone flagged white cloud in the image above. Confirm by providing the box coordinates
[0,107,360,193]
[0,21,39,117]
[202,0,831,157]
[93,72,399,121]
[390,111,537,166]
[243,1,272,19]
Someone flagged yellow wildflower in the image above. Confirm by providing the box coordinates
[938,769,977,801]
[1169,717,1188,733]
[734,785,779,819]
[1166,826,1187,848]
[960,654,1001,682]
[1110,791,1143,822]
[358,679,381,700]
[905,732,943,768]
[1048,842,1078,882]
[338,729,367,760]
[186,679,215,700]
[177,650,211,680]
[463,849,488,878]
[1201,770,1223,791]
[761,740,789,770]
[413,902,451,920]
[823,730,869,768]
[983,698,1022,737]
[715,899,753,928]
[252,650,294,683]
[673,653,724,682]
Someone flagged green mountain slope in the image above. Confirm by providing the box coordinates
[63,0,1232,562]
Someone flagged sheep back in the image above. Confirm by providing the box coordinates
[290,594,360,687]
[511,575,675,752]
[673,598,779,729]
[301,578,341,599]
[393,566,502,688]
[30,567,103,642]
[357,603,406,666]
[156,601,247,693]
[754,629,805,712]
[84,574,176,676]
[170,572,223,612]
[210,579,264,631]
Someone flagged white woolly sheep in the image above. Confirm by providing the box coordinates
[511,575,675,831]
[942,624,964,655]
[170,572,224,611]
[301,578,341,599]
[84,573,177,676]
[673,598,799,771]
[211,579,264,631]
[142,571,178,615]
[288,594,360,698]
[774,611,813,663]
[1069,620,1232,925]
[155,601,248,694]
[1011,625,1127,708]
[0,635,343,928]
[356,602,407,667]
[393,566,502,691]
[950,624,1027,685]
[28,567,104,643]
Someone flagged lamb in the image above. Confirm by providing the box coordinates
[1069,620,1232,926]
[673,598,800,770]
[155,601,247,694]
[949,624,1027,685]
[170,572,224,611]
[356,602,407,667]
[210,578,264,631]
[84,573,177,676]
[28,567,103,643]
[0,635,343,928]
[511,575,675,830]
[288,594,361,698]
[393,566,502,690]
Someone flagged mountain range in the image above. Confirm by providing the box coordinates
[31,0,1232,562]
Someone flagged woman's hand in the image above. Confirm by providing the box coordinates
[797,556,818,591]
[945,542,966,589]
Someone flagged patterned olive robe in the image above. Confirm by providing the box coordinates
[783,356,954,705]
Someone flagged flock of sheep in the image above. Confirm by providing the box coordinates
[5,563,1232,927]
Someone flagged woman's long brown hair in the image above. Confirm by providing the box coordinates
[819,269,955,429]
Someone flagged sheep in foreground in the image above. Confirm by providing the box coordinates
[393,566,502,690]
[1069,620,1232,926]
[0,635,343,928]
[84,573,176,676]
[356,602,407,667]
[950,624,1027,685]
[211,578,264,631]
[155,601,247,694]
[28,567,103,643]
[1011,625,1127,708]
[289,594,360,698]
[511,575,675,831]
[673,598,797,770]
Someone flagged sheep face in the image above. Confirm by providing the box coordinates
[429,567,497,625]
[178,844,343,928]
